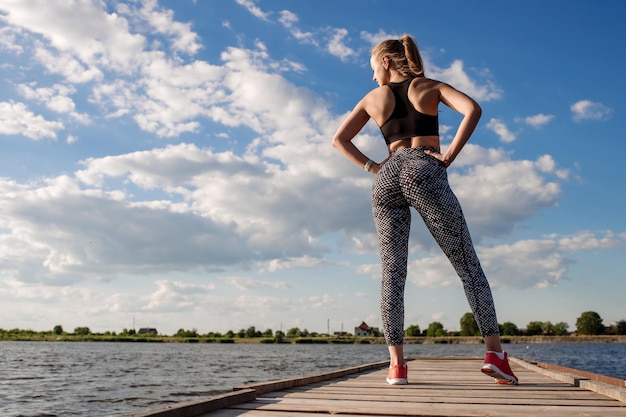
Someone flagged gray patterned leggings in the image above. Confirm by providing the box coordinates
[372,147,499,346]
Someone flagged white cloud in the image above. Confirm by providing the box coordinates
[557,230,624,251]
[524,113,554,128]
[0,100,64,140]
[571,100,613,122]
[535,154,556,173]
[486,118,516,143]
[0,0,146,74]
[1,279,94,302]
[407,255,458,288]
[278,9,297,27]
[0,172,248,284]
[144,280,216,311]
[326,28,356,61]
[430,60,503,102]
[482,230,625,289]
[222,276,288,290]
[33,44,104,83]
[393,230,626,290]
[16,82,91,123]
[0,126,361,284]
[119,0,202,55]
[235,0,270,21]
[451,150,563,237]
[360,30,398,47]
[1,1,227,137]
[0,25,24,53]
[260,256,324,273]
[278,10,316,45]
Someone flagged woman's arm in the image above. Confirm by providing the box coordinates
[332,98,379,172]
[429,83,482,166]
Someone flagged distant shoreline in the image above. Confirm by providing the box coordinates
[409,335,626,344]
[2,334,626,344]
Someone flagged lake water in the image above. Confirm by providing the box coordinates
[2,341,625,417]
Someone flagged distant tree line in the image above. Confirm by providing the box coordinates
[2,311,625,340]
[403,311,625,338]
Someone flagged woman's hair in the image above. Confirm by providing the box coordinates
[371,34,425,78]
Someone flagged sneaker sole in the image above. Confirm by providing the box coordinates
[481,364,518,385]
[386,377,408,385]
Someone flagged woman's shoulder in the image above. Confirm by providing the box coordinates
[411,77,445,87]
[359,85,395,123]
[363,85,393,102]
[410,78,456,99]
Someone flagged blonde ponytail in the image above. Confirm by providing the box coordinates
[371,34,425,78]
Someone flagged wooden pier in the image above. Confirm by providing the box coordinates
[121,356,626,417]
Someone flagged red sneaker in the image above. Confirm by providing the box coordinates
[386,363,408,385]
[481,351,519,384]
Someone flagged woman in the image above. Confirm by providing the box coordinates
[332,35,518,385]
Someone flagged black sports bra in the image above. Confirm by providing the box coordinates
[379,78,439,145]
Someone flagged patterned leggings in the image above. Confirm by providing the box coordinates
[372,147,499,346]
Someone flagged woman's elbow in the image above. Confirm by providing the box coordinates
[332,134,343,149]
[473,102,482,120]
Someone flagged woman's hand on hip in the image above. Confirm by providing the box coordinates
[424,149,451,167]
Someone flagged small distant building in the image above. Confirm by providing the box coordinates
[137,328,158,335]
[354,321,377,337]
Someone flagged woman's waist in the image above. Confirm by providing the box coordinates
[388,136,439,153]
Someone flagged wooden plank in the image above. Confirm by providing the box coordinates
[511,357,626,403]
[580,379,626,403]
[521,358,626,387]
[118,389,256,417]
[117,356,626,417]
[260,390,623,407]
[232,360,389,395]
[224,402,626,417]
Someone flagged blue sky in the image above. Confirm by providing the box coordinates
[0,0,624,336]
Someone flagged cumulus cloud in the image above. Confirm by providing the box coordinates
[118,0,202,55]
[0,0,224,137]
[483,230,625,289]
[326,28,356,61]
[571,100,613,122]
[222,276,289,290]
[0,25,24,53]
[144,280,216,311]
[235,0,270,21]
[430,60,503,102]
[33,44,105,83]
[0,173,248,284]
[524,113,554,128]
[486,118,516,143]
[360,29,398,47]
[0,100,64,140]
[259,256,325,273]
[16,82,91,123]
[0,0,146,74]
[278,10,316,45]
[451,151,562,237]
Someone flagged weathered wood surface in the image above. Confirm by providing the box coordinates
[118,356,626,417]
